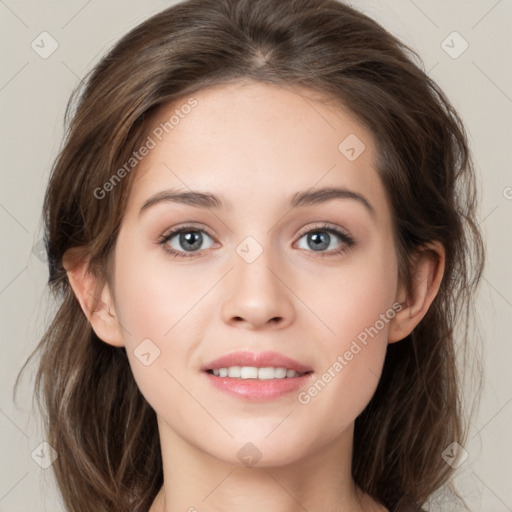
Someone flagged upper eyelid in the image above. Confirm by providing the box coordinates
[161,223,214,240]
[296,222,352,238]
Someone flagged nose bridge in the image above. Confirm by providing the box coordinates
[220,232,295,329]
[233,232,282,301]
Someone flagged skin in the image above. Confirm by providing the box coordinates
[65,80,445,512]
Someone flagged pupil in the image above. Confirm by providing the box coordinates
[181,231,202,251]
[309,231,329,251]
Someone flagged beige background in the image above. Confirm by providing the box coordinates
[1,1,511,510]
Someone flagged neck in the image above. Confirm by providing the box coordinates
[149,417,387,512]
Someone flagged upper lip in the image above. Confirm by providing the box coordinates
[202,350,313,373]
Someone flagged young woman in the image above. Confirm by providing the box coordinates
[16,0,484,510]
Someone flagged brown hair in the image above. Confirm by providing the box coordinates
[15,0,485,511]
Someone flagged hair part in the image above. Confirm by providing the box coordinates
[15,0,484,510]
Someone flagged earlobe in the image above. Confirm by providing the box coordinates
[388,242,446,344]
[63,249,125,348]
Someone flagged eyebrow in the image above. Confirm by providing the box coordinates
[139,186,375,218]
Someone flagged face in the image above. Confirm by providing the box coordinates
[108,80,401,467]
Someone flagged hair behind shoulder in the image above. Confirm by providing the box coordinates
[15,0,484,510]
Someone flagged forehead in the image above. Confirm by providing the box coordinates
[125,80,390,224]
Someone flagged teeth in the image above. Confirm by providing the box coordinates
[211,366,303,379]
[228,366,241,378]
[241,366,258,379]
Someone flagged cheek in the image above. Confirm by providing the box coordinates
[112,239,203,343]
[299,241,398,419]
[110,236,223,404]
[111,263,196,416]
[314,238,398,342]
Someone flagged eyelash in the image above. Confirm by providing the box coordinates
[157,223,356,259]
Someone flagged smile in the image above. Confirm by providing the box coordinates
[207,366,307,379]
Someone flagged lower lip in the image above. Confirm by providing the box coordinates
[203,371,313,401]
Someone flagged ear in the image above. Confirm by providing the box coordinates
[388,241,446,344]
[63,248,124,347]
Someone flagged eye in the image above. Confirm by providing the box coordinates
[157,224,216,258]
[295,223,355,256]
[157,222,356,259]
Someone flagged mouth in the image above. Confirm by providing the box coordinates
[202,350,313,376]
[201,350,314,401]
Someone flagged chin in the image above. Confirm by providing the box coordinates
[205,433,315,469]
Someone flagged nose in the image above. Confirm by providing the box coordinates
[221,244,295,330]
